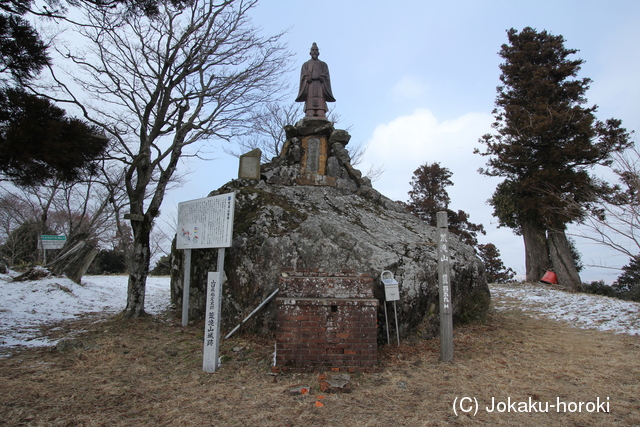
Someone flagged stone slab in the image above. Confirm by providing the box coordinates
[238,148,261,180]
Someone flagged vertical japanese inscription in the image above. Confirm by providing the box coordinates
[203,271,223,372]
[437,211,454,362]
[305,137,321,173]
[438,229,452,315]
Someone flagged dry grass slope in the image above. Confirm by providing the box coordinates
[1,295,639,426]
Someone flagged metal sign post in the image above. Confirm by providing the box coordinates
[437,211,454,362]
[181,249,192,326]
[176,192,235,373]
[381,270,400,346]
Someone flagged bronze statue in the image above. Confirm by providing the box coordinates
[295,43,335,119]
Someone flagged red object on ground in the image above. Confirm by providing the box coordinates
[540,271,558,284]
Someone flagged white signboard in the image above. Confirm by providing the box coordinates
[384,283,400,301]
[203,271,223,372]
[39,235,66,250]
[177,193,235,249]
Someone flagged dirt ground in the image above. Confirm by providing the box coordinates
[1,292,639,426]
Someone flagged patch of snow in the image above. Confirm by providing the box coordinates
[2,273,638,355]
[490,282,640,336]
[0,272,170,353]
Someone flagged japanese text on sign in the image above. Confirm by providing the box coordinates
[438,224,452,315]
[203,271,223,372]
[177,193,235,249]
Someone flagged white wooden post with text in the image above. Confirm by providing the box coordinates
[437,211,454,362]
[177,192,235,373]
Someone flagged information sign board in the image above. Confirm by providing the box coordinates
[39,235,66,250]
[177,193,235,249]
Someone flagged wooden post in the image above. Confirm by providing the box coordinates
[437,211,454,362]
[202,247,225,373]
[181,249,192,326]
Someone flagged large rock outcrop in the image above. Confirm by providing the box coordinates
[170,120,490,340]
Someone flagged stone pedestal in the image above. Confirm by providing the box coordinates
[273,269,378,373]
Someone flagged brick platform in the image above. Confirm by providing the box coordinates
[273,269,378,373]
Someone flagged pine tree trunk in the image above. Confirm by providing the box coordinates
[522,222,550,282]
[123,218,152,318]
[548,229,582,291]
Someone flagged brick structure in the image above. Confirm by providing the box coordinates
[273,269,378,373]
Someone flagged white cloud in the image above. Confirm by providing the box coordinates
[363,108,494,204]
[360,108,528,274]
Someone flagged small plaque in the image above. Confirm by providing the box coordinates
[238,148,261,180]
[306,137,321,173]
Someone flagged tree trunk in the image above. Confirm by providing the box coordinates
[123,218,152,318]
[548,229,583,291]
[522,222,550,282]
[48,240,99,284]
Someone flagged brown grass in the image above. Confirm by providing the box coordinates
[1,296,639,426]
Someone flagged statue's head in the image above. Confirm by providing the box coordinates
[309,42,319,59]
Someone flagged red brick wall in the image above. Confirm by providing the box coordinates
[273,269,378,373]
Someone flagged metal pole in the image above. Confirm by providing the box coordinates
[225,288,280,339]
[393,301,400,346]
[217,247,225,277]
[181,249,191,326]
[383,302,390,345]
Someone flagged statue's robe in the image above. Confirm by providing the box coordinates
[295,58,335,116]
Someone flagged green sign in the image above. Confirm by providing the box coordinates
[40,235,66,249]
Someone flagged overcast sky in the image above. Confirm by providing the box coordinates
[167,0,640,283]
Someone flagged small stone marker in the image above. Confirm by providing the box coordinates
[238,148,261,180]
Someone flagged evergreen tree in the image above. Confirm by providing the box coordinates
[612,255,640,301]
[0,0,108,186]
[476,27,631,290]
[0,88,107,185]
[88,249,127,274]
[477,243,516,284]
[407,162,485,246]
[407,162,452,224]
[150,255,170,276]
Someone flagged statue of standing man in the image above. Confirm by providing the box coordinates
[295,43,335,119]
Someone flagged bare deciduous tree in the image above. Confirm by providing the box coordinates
[228,101,385,181]
[569,142,640,262]
[47,0,289,317]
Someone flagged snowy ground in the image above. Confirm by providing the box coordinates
[0,270,171,353]
[490,282,640,335]
[1,272,639,355]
